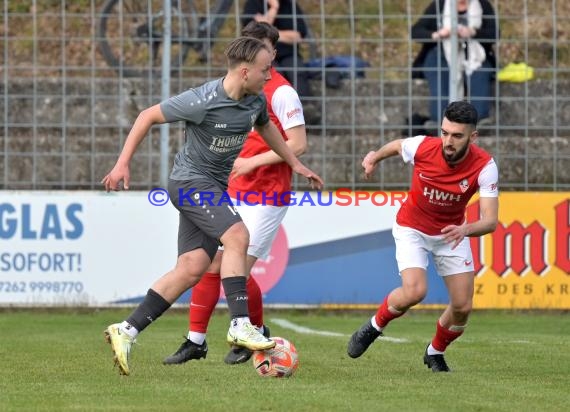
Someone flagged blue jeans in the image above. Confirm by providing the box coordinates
[422,45,493,122]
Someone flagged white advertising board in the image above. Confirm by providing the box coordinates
[0,190,400,306]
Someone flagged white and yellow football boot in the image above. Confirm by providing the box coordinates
[104,323,135,376]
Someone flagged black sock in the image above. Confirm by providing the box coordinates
[222,276,249,319]
[126,288,171,333]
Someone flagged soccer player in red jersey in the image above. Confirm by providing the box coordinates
[347,101,499,372]
[163,21,308,366]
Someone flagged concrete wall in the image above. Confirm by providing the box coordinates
[1,78,568,189]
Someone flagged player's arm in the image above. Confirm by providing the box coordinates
[267,124,307,158]
[465,159,500,237]
[102,104,166,191]
[463,196,498,237]
[232,85,307,177]
[442,159,499,248]
[362,139,404,179]
[235,125,306,174]
[254,120,303,167]
[254,84,308,160]
[441,197,498,249]
[255,120,322,189]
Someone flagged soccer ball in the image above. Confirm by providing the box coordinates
[252,337,299,378]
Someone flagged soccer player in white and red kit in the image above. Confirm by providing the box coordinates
[347,101,499,372]
[163,21,308,366]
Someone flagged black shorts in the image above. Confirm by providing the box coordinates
[168,178,242,259]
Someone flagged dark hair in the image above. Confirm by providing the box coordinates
[241,21,279,47]
[443,101,479,126]
[224,36,269,68]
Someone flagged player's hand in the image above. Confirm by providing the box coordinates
[230,157,258,180]
[362,151,379,180]
[293,164,323,190]
[441,224,468,250]
[101,162,130,192]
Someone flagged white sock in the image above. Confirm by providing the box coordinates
[231,316,252,329]
[370,316,383,332]
[427,343,444,356]
[188,331,206,345]
[120,321,139,338]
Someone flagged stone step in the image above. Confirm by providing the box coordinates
[1,77,568,189]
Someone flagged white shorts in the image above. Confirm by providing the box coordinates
[392,222,474,276]
[230,198,288,260]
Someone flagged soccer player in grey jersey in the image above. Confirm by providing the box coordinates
[101,36,323,376]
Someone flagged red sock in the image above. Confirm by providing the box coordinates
[246,275,264,328]
[374,295,404,328]
[189,272,221,333]
[431,320,464,352]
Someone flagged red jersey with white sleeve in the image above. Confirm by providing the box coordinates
[396,135,498,236]
[226,67,305,206]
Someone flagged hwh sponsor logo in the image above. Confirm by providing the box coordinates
[423,187,462,202]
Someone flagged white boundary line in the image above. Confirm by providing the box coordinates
[269,318,536,345]
[270,318,410,343]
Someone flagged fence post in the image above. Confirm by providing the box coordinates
[448,0,459,104]
[160,0,172,188]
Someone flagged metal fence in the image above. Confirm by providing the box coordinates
[1,0,569,190]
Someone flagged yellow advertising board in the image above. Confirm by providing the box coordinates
[467,193,569,309]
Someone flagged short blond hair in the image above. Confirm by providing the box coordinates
[224,36,269,68]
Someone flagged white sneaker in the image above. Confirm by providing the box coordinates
[226,321,275,351]
[104,323,135,375]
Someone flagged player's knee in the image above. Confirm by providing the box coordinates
[220,222,250,251]
[173,267,202,289]
[174,253,209,287]
[451,300,473,318]
[402,284,427,305]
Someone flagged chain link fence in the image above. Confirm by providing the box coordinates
[1,0,569,190]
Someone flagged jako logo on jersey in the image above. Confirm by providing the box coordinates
[214,123,227,128]
[459,179,470,193]
[287,108,301,119]
[423,187,462,202]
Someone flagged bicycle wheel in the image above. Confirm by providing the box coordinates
[98,0,198,77]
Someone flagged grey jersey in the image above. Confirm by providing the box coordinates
[161,78,270,188]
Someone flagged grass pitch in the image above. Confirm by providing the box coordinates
[0,309,568,411]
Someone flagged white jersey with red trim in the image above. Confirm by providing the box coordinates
[396,135,498,235]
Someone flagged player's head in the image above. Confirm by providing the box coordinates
[242,21,279,53]
[224,36,272,95]
[440,101,479,165]
[443,101,479,127]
